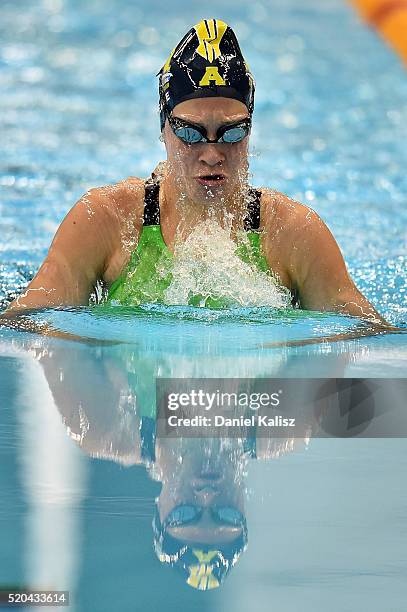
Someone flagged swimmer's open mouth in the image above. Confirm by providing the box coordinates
[196,174,226,187]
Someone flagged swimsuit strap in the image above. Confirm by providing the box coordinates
[143,178,161,226]
[143,179,261,230]
[243,188,262,231]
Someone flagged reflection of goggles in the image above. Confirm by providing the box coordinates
[163,503,246,530]
[152,505,248,590]
[167,114,252,145]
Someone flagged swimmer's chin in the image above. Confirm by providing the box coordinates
[193,178,229,201]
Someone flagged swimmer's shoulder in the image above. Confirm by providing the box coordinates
[258,188,325,290]
[85,176,146,284]
[107,163,166,226]
[259,187,321,234]
[71,173,144,247]
[81,175,145,225]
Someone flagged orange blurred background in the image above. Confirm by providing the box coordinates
[350,0,407,64]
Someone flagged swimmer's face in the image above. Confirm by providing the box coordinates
[155,438,246,546]
[163,97,250,204]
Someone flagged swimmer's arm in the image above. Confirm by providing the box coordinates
[259,218,404,349]
[37,345,143,465]
[0,188,121,341]
[5,187,118,312]
[292,211,396,329]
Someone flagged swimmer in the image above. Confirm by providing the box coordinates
[1,19,397,329]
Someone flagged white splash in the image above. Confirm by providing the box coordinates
[162,220,292,308]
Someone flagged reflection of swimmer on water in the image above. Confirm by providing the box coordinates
[58,392,309,591]
[3,19,391,327]
[33,341,313,590]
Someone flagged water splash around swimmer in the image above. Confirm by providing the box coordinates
[161,219,292,308]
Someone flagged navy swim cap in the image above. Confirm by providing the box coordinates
[158,19,255,130]
[152,506,248,590]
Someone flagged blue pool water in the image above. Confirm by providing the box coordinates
[1,0,407,610]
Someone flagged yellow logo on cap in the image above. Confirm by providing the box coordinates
[186,549,220,590]
[193,549,218,563]
[187,565,220,590]
[199,66,226,86]
[195,19,228,62]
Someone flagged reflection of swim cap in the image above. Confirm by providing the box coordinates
[157,19,255,130]
[152,506,248,590]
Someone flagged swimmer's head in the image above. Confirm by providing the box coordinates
[152,504,248,590]
[157,20,255,207]
[158,19,255,130]
[152,437,248,589]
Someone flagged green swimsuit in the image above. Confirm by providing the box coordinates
[105,178,272,309]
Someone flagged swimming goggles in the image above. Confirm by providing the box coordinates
[167,114,252,145]
[163,504,246,529]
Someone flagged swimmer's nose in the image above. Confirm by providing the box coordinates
[198,143,225,167]
[192,473,223,503]
[193,484,221,505]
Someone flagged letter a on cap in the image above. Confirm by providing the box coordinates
[199,66,226,86]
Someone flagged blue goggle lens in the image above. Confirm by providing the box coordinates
[215,506,244,526]
[167,505,199,526]
[220,126,247,143]
[173,126,203,144]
